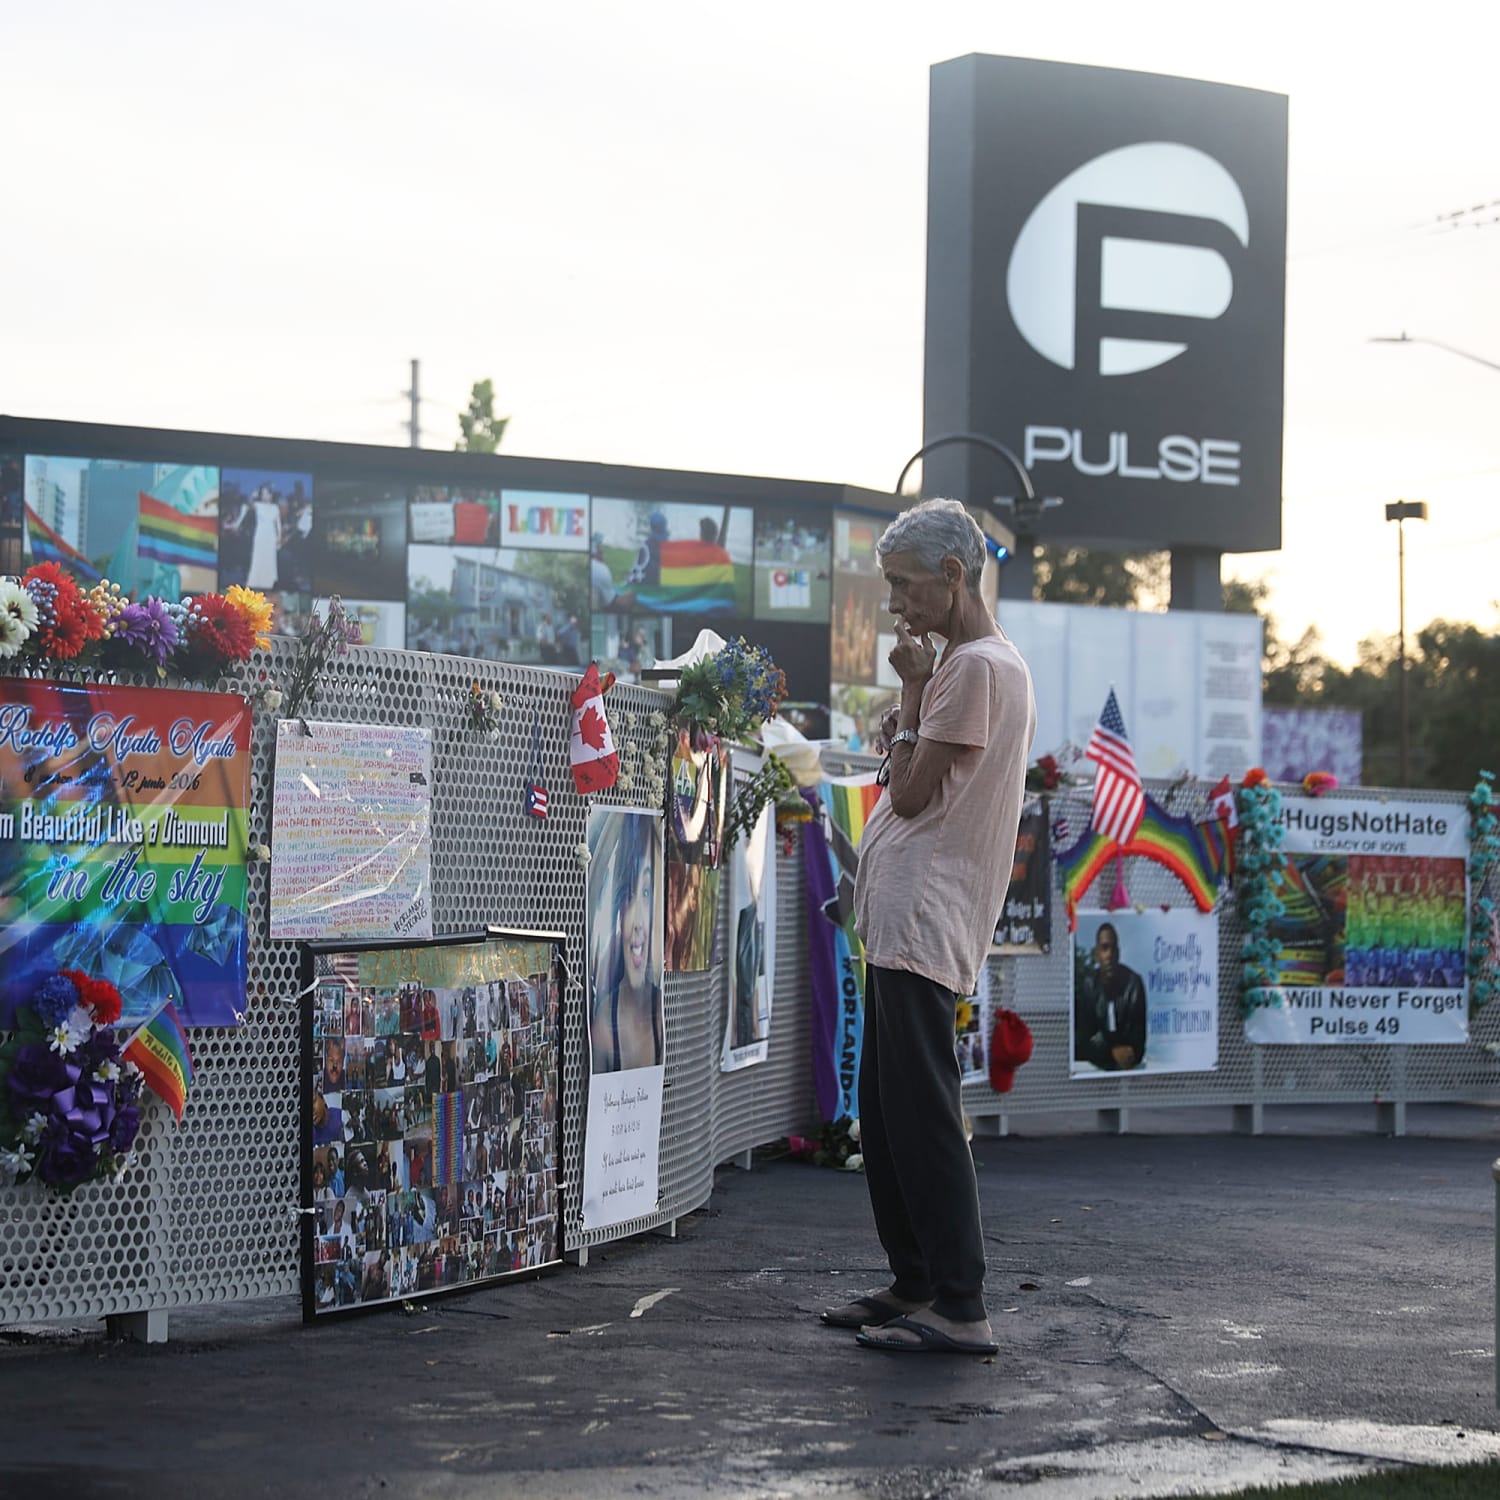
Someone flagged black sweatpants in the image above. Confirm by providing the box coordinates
[859,964,987,1322]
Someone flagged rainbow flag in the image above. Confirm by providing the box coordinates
[1057,794,1235,928]
[123,1002,195,1121]
[23,504,103,582]
[434,1090,463,1185]
[635,539,737,614]
[137,492,217,571]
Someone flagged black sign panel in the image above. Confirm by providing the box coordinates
[924,55,1286,552]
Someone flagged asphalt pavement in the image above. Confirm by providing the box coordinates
[3,1103,1500,1500]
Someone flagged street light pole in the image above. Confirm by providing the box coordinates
[1384,500,1428,784]
[1370,332,1500,374]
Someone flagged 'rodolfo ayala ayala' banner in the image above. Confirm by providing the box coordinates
[0,681,251,1029]
[1245,796,1469,1046]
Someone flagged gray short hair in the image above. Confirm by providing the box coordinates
[876,498,987,592]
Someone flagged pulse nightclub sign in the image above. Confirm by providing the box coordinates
[924,55,1287,552]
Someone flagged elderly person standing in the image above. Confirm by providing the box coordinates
[823,498,1034,1356]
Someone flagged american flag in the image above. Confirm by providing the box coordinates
[1086,689,1145,846]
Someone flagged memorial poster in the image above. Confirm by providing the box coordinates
[1071,909,1219,1078]
[302,931,563,1317]
[721,798,776,1072]
[992,798,1052,954]
[581,806,665,1229]
[269,720,433,942]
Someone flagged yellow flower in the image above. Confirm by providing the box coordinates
[954,1000,974,1034]
[225,585,273,649]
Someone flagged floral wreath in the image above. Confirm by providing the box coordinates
[0,971,144,1193]
[1232,768,1285,1016]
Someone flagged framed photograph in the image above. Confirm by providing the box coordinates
[300,928,565,1321]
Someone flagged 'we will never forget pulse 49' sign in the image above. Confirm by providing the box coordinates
[1244,796,1470,1046]
[0,681,251,1028]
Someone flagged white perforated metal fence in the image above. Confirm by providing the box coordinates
[2,652,1495,1329]
[0,643,817,1327]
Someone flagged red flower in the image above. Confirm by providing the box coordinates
[1241,767,1269,789]
[184,593,256,669]
[59,969,122,1025]
[23,561,103,659]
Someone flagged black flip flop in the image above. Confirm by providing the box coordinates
[819,1294,912,1330]
[854,1314,998,1356]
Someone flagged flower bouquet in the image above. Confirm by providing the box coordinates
[0,564,270,681]
[672,636,785,741]
[0,971,144,1193]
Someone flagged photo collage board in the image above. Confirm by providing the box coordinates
[302,930,564,1319]
[3,449,839,737]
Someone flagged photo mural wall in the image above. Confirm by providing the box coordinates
[3,445,847,739]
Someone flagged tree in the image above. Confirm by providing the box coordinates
[456,379,508,453]
[1031,545,1168,608]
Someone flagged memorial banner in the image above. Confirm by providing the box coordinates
[0,679,251,1028]
[1244,796,1469,1046]
[269,720,433,943]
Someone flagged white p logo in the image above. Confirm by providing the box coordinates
[1005,142,1249,377]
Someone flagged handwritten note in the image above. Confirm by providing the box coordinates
[269,720,433,942]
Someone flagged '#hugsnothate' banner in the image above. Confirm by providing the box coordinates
[0,680,251,1028]
[1244,796,1469,1046]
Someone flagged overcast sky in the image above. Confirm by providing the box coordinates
[4,0,1496,664]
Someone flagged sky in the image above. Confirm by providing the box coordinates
[3,0,1497,665]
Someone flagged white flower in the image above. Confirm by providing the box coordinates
[260,687,283,711]
[67,1003,94,1037]
[848,1117,861,1143]
[251,843,272,862]
[648,710,666,729]
[621,711,638,731]
[22,1113,48,1144]
[124,1059,144,1080]
[616,771,636,791]
[96,1059,122,1083]
[0,579,39,658]
[487,691,503,712]
[110,1151,137,1185]
[49,1020,80,1055]
[574,843,592,866]
[0,1143,34,1182]
[843,1153,864,1172]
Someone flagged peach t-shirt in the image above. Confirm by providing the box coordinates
[853,632,1036,996]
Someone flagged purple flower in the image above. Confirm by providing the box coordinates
[5,1042,70,1115]
[114,598,180,667]
[32,974,81,1027]
[109,1103,140,1154]
[34,1118,99,1191]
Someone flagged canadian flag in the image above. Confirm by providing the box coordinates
[569,663,619,795]
[1206,775,1239,829]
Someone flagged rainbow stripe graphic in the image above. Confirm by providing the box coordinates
[123,1002,195,1121]
[1057,794,1235,927]
[23,504,103,582]
[137,492,217,571]
[434,1090,463,1186]
[635,539,737,614]
[823,777,883,847]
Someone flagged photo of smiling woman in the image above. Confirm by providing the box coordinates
[586,806,665,1075]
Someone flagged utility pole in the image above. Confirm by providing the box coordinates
[404,359,421,448]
